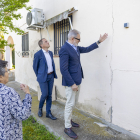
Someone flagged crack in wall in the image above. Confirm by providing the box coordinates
[109,0,114,123]
[108,106,112,123]
[109,0,140,124]
[113,69,140,73]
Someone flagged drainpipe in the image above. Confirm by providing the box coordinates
[68,17,73,30]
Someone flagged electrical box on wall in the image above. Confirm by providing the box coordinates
[124,23,129,28]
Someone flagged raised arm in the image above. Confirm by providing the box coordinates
[97,33,108,45]
[79,42,98,53]
[79,33,108,53]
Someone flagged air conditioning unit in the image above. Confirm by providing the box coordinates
[26,8,45,30]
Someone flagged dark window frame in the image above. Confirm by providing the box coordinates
[54,15,72,55]
[22,33,29,57]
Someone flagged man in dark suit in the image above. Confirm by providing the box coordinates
[59,29,108,139]
[33,38,57,120]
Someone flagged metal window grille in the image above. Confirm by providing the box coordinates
[22,33,29,57]
[54,15,72,55]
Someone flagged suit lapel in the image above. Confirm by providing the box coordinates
[49,51,55,67]
[77,47,80,58]
[48,51,52,59]
[65,42,79,58]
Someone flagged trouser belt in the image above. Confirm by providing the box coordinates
[48,71,53,75]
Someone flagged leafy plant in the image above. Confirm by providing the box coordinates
[0,0,32,52]
[22,116,60,140]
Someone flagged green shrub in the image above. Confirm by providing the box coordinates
[22,116,60,140]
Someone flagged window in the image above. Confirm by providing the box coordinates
[54,15,72,55]
[22,33,29,57]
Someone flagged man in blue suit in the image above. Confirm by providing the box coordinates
[33,38,57,120]
[59,29,108,139]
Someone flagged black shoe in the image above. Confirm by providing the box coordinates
[64,128,78,139]
[38,108,43,117]
[46,113,57,120]
[71,120,80,127]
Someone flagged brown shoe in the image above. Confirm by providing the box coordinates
[64,128,78,139]
[71,120,80,127]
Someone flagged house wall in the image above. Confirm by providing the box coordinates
[5,0,140,136]
[111,0,140,135]
[5,36,14,69]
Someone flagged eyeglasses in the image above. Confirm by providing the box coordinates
[74,37,80,41]
[5,70,9,73]
[5,69,9,73]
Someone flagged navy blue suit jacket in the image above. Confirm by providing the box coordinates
[33,49,57,83]
[59,42,98,86]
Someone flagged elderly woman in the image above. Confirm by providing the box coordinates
[0,60,32,140]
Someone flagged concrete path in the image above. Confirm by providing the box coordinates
[6,79,140,140]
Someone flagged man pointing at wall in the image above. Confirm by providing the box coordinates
[59,29,108,139]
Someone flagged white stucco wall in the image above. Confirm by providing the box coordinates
[111,0,140,136]
[5,46,12,69]
[5,0,140,136]
[4,36,14,69]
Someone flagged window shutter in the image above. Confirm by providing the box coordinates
[22,35,25,51]
[54,15,72,55]
[22,33,29,57]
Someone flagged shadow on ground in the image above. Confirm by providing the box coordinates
[6,74,139,140]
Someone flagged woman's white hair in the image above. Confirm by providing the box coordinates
[68,29,81,40]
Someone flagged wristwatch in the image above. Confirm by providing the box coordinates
[97,40,101,44]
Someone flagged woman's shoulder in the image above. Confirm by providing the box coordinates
[0,84,18,97]
[0,84,11,93]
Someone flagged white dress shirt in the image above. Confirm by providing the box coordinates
[42,49,53,73]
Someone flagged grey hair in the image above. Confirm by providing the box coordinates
[38,38,45,48]
[0,60,8,76]
[68,29,81,40]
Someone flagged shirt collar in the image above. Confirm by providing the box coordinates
[42,49,49,53]
[66,41,76,48]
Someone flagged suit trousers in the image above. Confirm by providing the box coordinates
[38,73,54,114]
[64,85,80,128]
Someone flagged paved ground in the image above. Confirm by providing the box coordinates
[6,72,140,140]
